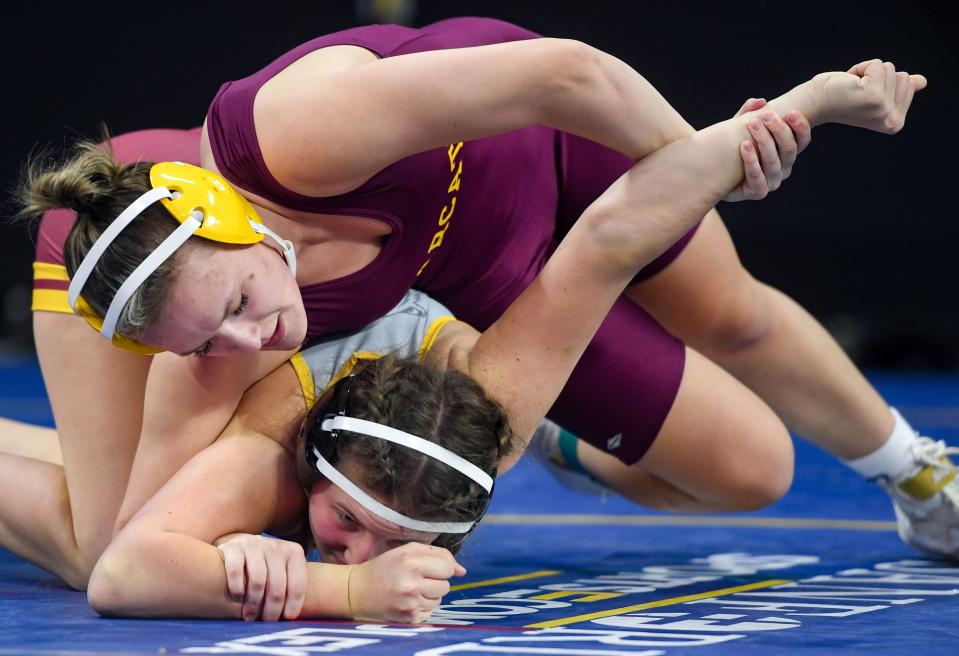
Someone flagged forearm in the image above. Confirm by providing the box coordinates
[89,531,240,618]
[762,78,826,127]
[89,530,352,619]
[575,113,787,278]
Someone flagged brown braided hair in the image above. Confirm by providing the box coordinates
[303,354,514,554]
[14,136,205,340]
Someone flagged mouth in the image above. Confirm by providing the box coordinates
[262,315,285,349]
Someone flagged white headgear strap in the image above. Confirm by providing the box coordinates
[313,415,494,534]
[66,186,297,344]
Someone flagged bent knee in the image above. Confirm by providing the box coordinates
[696,278,778,356]
[716,424,794,511]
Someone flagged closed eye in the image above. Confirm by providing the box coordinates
[192,293,248,357]
[232,293,249,317]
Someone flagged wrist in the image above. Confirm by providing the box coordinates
[765,77,827,129]
[345,564,356,619]
[804,74,834,127]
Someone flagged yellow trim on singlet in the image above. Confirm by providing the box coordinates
[31,289,73,314]
[289,353,316,410]
[419,315,455,361]
[292,351,384,410]
[323,352,383,396]
[33,262,70,281]
[32,263,73,314]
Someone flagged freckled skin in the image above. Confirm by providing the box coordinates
[140,241,307,355]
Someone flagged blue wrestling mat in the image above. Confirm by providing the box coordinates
[1,358,958,655]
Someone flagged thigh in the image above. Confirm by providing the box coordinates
[626,208,768,349]
[546,294,686,465]
[0,418,61,464]
[637,347,794,510]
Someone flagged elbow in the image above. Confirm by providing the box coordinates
[538,38,602,115]
[579,186,656,274]
[87,541,141,617]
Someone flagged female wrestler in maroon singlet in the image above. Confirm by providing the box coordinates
[3,16,941,598]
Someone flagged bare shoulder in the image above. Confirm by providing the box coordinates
[223,356,309,454]
[423,320,480,373]
[254,45,380,125]
[266,45,380,85]
[252,46,389,196]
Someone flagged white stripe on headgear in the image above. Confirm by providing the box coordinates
[312,447,477,534]
[313,415,495,533]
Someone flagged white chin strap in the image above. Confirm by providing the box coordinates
[66,186,297,344]
[313,415,494,534]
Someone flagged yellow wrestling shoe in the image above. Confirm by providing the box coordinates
[880,436,959,559]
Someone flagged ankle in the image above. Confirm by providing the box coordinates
[843,408,918,480]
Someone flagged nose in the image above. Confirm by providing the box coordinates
[343,534,387,565]
[214,320,261,355]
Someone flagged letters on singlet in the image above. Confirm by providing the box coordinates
[417,142,464,277]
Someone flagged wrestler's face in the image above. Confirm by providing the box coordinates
[307,473,439,565]
[140,240,307,356]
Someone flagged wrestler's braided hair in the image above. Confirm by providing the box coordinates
[327,354,513,554]
[14,135,207,339]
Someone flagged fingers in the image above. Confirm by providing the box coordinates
[848,60,926,91]
[883,61,897,109]
[283,548,308,620]
[218,544,246,602]
[414,545,461,581]
[847,58,885,81]
[420,577,452,601]
[894,71,911,110]
[786,111,813,153]
[748,116,782,191]
[389,545,460,622]
[242,547,267,621]
[738,141,768,200]
[260,555,288,622]
[734,97,767,117]
[894,70,917,121]
[761,111,800,179]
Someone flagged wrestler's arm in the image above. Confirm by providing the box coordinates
[255,38,695,196]
[423,111,758,458]
[111,347,297,535]
[88,360,354,619]
[257,45,922,199]
[429,62,924,468]
[91,357,456,622]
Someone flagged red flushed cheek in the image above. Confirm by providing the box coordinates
[308,504,333,543]
[309,504,351,554]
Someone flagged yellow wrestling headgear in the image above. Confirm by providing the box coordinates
[67,162,297,355]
